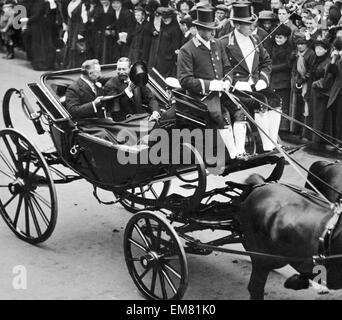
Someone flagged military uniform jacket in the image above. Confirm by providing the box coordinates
[220,31,272,88]
[177,36,233,99]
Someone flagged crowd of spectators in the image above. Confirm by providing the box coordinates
[1,0,342,150]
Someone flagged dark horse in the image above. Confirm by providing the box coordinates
[239,166,342,300]
[305,160,342,203]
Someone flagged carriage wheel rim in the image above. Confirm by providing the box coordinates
[0,129,57,244]
[124,211,188,300]
[118,180,171,213]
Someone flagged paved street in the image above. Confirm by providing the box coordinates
[0,56,342,300]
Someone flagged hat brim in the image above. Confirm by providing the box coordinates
[192,20,219,29]
[229,15,258,24]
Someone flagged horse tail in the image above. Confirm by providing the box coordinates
[245,173,266,186]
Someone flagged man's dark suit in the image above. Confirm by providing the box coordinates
[104,76,160,121]
[65,76,155,144]
[177,36,233,129]
[65,77,106,120]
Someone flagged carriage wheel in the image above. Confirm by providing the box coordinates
[0,129,57,244]
[118,180,171,214]
[124,211,188,300]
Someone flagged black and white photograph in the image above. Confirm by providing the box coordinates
[1,0,342,306]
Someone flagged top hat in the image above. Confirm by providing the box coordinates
[192,8,218,29]
[129,61,149,87]
[230,3,257,24]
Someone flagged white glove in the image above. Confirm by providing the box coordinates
[209,80,223,91]
[255,80,267,91]
[222,80,231,92]
[234,81,252,92]
[149,111,161,121]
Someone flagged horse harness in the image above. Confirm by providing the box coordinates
[250,181,342,265]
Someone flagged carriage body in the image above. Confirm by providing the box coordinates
[0,64,290,300]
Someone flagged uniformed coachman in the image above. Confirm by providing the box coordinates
[177,4,282,163]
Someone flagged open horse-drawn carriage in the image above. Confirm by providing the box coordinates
[2,63,341,300]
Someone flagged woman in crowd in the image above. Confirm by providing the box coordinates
[63,0,88,68]
[154,7,182,78]
[93,0,116,64]
[289,34,316,140]
[26,0,56,70]
[270,24,293,133]
[309,39,333,148]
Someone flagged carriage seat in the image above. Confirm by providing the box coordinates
[173,90,210,128]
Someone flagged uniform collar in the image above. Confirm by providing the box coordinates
[194,33,214,49]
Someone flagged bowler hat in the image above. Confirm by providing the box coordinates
[192,8,218,29]
[258,10,277,21]
[230,3,257,24]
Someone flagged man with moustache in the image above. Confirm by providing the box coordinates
[104,57,161,122]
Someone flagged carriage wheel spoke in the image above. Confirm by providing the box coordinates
[24,196,30,237]
[162,255,180,261]
[129,257,140,262]
[150,266,157,294]
[155,224,162,251]
[0,150,16,175]
[144,219,156,248]
[139,264,153,281]
[30,165,42,177]
[29,191,51,209]
[30,196,49,227]
[3,136,22,173]
[128,238,148,253]
[27,197,42,237]
[163,262,181,279]
[13,194,23,228]
[134,223,151,249]
[161,266,177,295]
[3,193,18,209]
[0,168,15,180]
[159,269,168,299]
